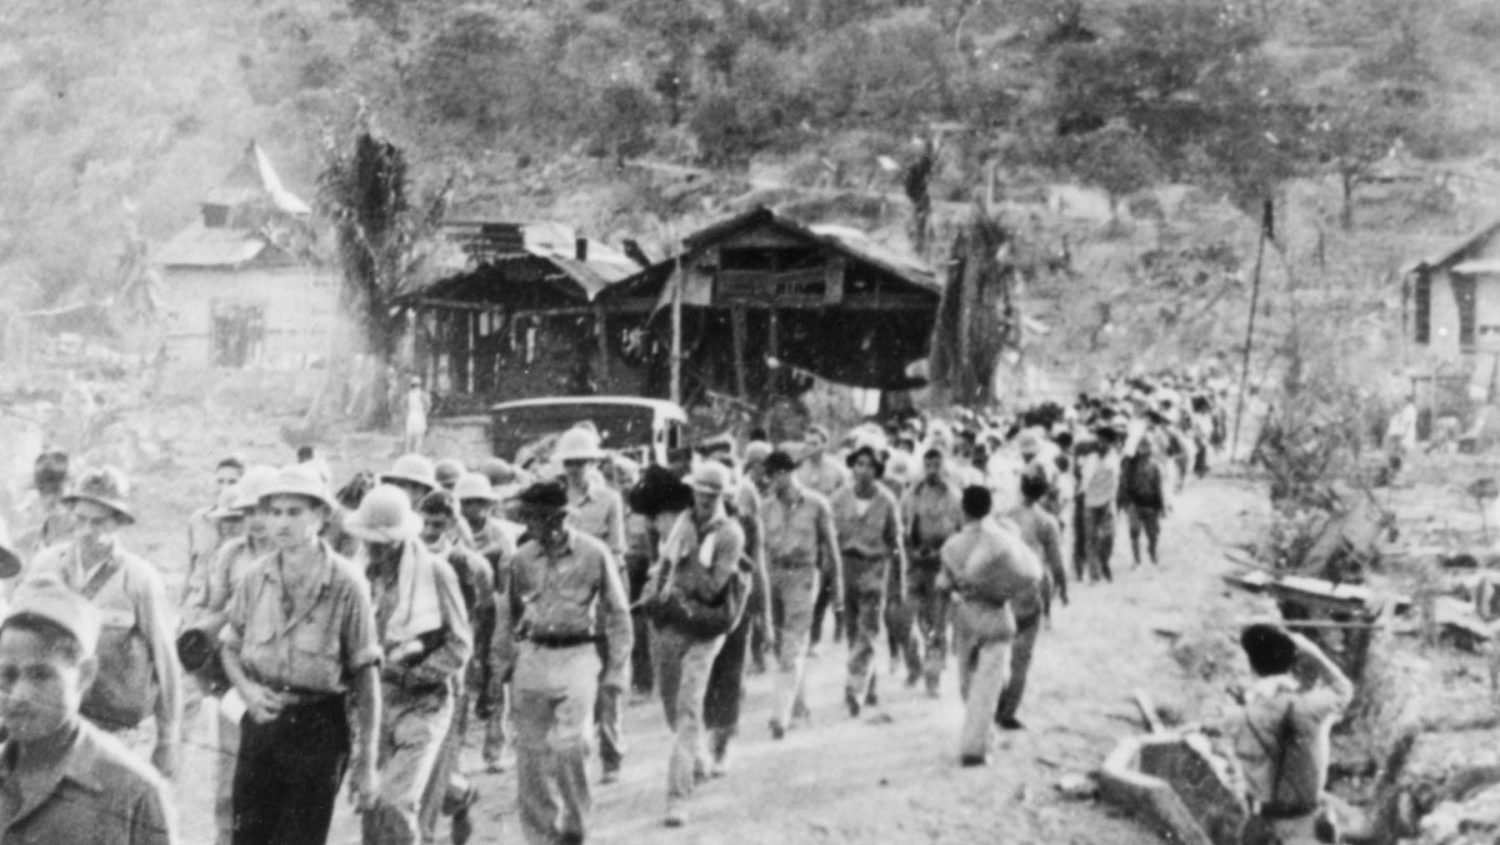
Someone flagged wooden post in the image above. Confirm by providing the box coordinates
[731,305,749,403]
[595,309,610,384]
[1231,200,1271,462]
[671,242,684,406]
[768,309,780,396]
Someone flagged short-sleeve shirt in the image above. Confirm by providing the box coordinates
[0,722,176,845]
[221,543,380,694]
[762,486,832,569]
[795,455,850,498]
[188,536,268,629]
[903,478,964,556]
[566,482,625,560]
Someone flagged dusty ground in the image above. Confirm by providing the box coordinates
[120,398,1274,845]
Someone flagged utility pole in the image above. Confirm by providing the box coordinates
[1232,199,1272,461]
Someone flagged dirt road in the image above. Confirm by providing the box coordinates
[139,471,1256,845]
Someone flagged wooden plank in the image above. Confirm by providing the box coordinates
[731,305,748,402]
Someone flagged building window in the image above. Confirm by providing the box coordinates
[1453,274,1477,351]
[211,301,266,367]
[1413,270,1430,345]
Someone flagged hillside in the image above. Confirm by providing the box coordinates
[5,0,1500,391]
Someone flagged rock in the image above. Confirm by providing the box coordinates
[1377,729,1500,841]
[1415,782,1500,845]
[1056,773,1098,800]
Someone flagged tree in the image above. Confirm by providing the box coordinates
[318,123,449,427]
[1064,122,1160,220]
[1306,92,1407,229]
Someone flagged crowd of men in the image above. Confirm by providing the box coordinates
[0,369,1354,845]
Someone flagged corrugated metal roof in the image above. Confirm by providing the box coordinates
[156,221,267,268]
[405,222,641,303]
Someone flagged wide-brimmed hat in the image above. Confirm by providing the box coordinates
[259,464,336,511]
[0,518,20,579]
[743,441,773,465]
[515,480,569,513]
[434,459,466,490]
[553,427,605,463]
[342,484,422,544]
[207,486,245,521]
[453,472,498,503]
[381,454,438,492]
[475,457,517,487]
[60,467,135,524]
[627,466,693,518]
[230,465,278,510]
[1016,428,1045,457]
[687,462,733,497]
[6,574,101,655]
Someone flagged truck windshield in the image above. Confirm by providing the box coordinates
[492,403,657,461]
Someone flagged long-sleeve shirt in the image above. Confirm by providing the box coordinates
[494,528,632,688]
[830,484,907,596]
[566,481,626,560]
[902,477,964,560]
[370,550,473,689]
[30,543,183,734]
[762,484,844,601]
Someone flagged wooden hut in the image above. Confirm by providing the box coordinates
[155,142,333,370]
[595,207,939,407]
[398,221,648,412]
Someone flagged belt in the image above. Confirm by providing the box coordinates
[1259,802,1318,821]
[259,680,343,707]
[770,555,815,570]
[526,633,598,649]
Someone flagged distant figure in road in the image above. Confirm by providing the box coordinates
[185,456,246,600]
[829,446,907,717]
[403,376,431,455]
[762,450,843,739]
[1119,434,1167,567]
[899,448,965,695]
[1079,424,1123,583]
[15,449,73,555]
[798,426,849,653]
[997,469,1068,731]
[937,486,1041,767]
[1231,625,1354,845]
[0,576,178,845]
[1384,395,1418,480]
